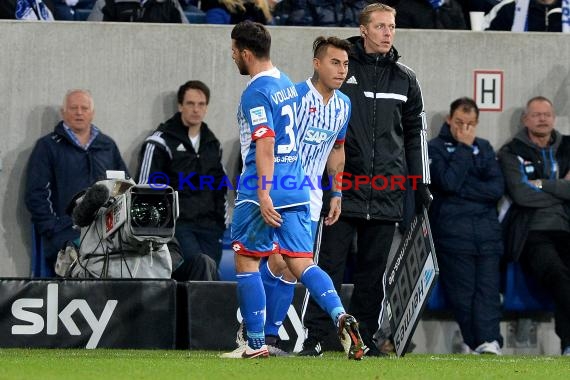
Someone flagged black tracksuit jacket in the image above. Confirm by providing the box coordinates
[136,113,227,229]
[336,37,430,222]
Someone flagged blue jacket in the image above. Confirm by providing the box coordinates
[428,123,504,255]
[25,122,129,237]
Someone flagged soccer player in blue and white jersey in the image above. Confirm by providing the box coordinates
[260,36,354,356]
[227,22,364,360]
[295,36,351,235]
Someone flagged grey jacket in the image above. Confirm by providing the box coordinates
[498,128,570,233]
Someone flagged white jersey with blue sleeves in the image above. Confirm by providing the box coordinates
[236,67,309,208]
[296,79,351,221]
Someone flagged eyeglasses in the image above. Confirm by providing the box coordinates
[528,112,553,119]
[185,103,207,109]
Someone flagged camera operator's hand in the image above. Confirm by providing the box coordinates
[415,182,433,214]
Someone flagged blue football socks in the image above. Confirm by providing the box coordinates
[300,264,345,323]
[261,260,296,338]
[260,260,279,306]
[237,271,266,349]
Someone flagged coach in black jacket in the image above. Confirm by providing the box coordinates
[136,81,227,278]
[300,3,431,357]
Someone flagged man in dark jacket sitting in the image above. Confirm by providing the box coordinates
[25,89,129,276]
[136,80,227,280]
[428,97,504,355]
[499,96,570,356]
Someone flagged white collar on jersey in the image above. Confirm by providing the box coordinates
[306,78,337,106]
[247,67,280,86]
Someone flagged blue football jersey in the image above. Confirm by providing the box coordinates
[236,68,309,208]
[296,79,351,221]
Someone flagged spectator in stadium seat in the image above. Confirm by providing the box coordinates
[200,0,273,24]
[0,0,55,20]
[51,0,95,20]
[25,89,129,276]
[271,0,371,26]
[499,96,570,356]
[88,0,189,22]
[485,0,562,32]
[393,0,467,29]
[135,80,227,279]
[428,97,504,355]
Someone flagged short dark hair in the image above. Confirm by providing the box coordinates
[525,96,553,112]
[449,97,479,119]
[231,20,271,59]
[313,36,352,59]
[177,80,210,105]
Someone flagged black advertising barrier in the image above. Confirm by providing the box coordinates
[182,281,353,352]
[385,207,439,357]
[0,278,176,349]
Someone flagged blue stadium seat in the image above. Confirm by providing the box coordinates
[30,224,53,277]
[218,228,236,281]
[503,262,554,312]
[74,8,92,21]
[184,5,206,24]
[426,280,451,311]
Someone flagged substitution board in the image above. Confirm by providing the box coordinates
[385,207,438,357]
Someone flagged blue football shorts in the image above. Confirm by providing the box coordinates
[231,202,313,258]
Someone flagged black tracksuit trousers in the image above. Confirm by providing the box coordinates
[520,230,570,351]
[302,216,395,348]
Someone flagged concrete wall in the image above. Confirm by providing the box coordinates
[1,20,570,277]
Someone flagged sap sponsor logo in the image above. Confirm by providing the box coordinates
[11,283,117,349]
[303,127,334,145]
[250,106,268,125]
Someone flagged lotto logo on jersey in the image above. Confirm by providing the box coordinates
[303,127,335,145]
[250,106,268,125]
[252,126,275,140]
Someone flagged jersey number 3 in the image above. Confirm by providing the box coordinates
[277,103,296,154]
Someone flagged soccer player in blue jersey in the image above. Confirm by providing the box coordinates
[260,36,354,356]
[227,22,365,360]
